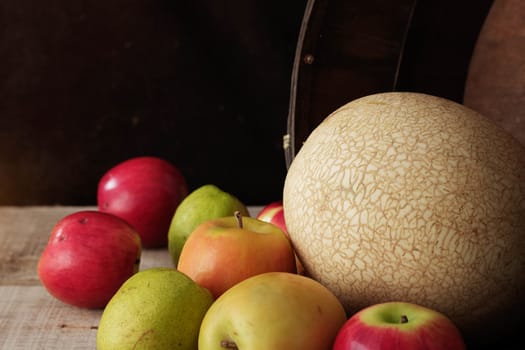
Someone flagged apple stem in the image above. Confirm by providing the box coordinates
[220,340,238,349]
[234,211,243,229]
[400,315,409,324]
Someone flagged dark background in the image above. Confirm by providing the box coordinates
[0,0,493,205]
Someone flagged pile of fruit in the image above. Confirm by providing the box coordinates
[37,155,465,350]
[37,92,525,349]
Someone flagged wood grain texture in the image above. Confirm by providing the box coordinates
[0,286,100,349]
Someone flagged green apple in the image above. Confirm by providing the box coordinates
[198,272,347,350]
[97,268,214,350]
[168,184,249,266]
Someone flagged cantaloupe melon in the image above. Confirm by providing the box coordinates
[283,92,525,343]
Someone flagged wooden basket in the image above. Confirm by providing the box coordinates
[284,0,494,167]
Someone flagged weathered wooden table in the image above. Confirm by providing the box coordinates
[0,206,262,349]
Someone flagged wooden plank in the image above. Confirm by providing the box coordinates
[0,286,100,349]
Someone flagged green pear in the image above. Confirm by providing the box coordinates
[167,184,249,266]
[97,268,214,350]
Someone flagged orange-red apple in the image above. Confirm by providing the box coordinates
[257,201,306,275]
[177,212,296,298]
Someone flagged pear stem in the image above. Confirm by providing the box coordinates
[221,340,238,349]
[234,211,243,229]
[400,315,409,324]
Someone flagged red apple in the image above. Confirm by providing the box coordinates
[97,156,188,248]
[333,301,466,350]
[37,210,142,309]
[177,211,296,299]
[257,201,306,275]
[256,200,287,235]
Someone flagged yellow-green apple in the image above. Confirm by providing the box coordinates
[97,268,214,350]
[168,184,249,266]
[37,210,141,309]
[198,272,347,350]
[177,212,296,298]
[98,156,188,248]
[333,301,466,350]
[257,200,306,275]
[256,200,287,234]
